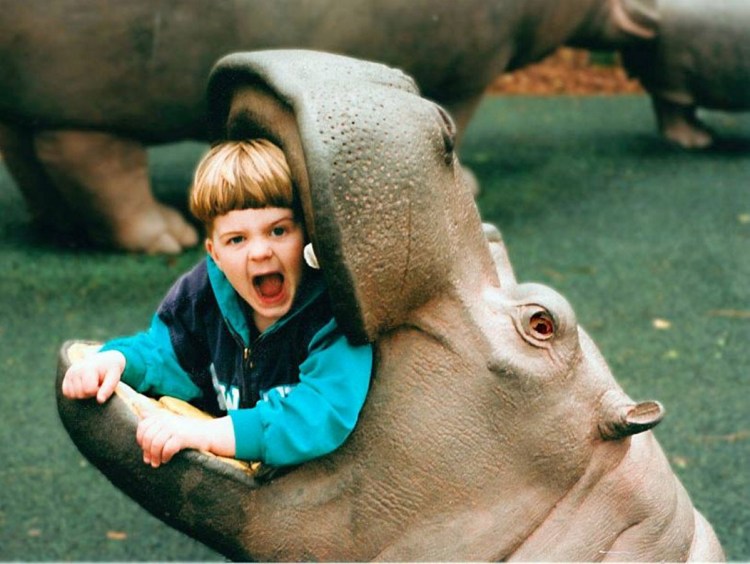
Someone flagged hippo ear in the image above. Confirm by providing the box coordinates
[611,0,659,40]
[483,223,516,286]
[207,50,499,344]
[599,390,665,440]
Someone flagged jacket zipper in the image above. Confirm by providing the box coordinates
[234,330,262,403]
[245,339,262,402]
[223,320,256,406]
[221,276,322,405]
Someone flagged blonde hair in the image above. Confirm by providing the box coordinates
[189,139,298,233]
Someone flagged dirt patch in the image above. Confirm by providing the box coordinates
[489,47,643,95]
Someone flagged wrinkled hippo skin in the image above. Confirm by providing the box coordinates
[0,0,658,253]
[621,0,750,148]
[57,50,724,561]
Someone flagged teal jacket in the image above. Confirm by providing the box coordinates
[102,256,373,466]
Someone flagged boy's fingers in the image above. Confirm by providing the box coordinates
[138,416,165,462]
[61,367,80,397]
[64,365,96,399]
[61,370,73,397]
[63,368,89,399]
[147,426,173,467]
[161,436,182,464]
[96,366,121,403]
[136,413,186,467]
[136,416,156,449]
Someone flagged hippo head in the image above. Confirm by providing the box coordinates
[474,273,664,480]
[56,49,691,562]
[208,49,663,457]
[481,225,664,442]
[207,49,497,345]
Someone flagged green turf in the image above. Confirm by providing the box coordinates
[0,95,747,560]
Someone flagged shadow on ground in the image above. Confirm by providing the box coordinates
[0,95,747,561]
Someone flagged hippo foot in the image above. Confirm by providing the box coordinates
[654,98,715,149]
[111,203,200,254]
[662,118,715,150]
[28,129,200,253]
[27,203,198,254]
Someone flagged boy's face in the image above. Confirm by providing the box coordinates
[206,207,306,332]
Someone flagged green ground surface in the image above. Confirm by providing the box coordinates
[0,95,747,561]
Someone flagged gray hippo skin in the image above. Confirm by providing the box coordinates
[621,0,750,148]
[56,50,724,561]
[0,0,657,253]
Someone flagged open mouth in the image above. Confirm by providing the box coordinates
[253,272,285,303]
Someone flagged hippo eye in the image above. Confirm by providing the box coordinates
[516,305,557,346]
[529,311,555,339]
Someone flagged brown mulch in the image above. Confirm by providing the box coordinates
[488,47,643,95]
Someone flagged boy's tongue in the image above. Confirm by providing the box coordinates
[255,273,284,299]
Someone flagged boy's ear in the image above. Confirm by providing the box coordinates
[205,238,219,265]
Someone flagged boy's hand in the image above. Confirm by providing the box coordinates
[62,350,126,404]
[136,410,235,468]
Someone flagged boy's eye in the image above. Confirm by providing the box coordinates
[227,235,245,245]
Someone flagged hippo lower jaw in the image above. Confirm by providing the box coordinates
[508,433,724,562]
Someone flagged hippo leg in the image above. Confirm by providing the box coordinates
[652,97,715,149]
[0,122,83,239]
[33,130,199,253]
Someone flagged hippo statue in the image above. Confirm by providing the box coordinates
[0,0,659,253]
[620,0,750,149]
[56,50,724,561]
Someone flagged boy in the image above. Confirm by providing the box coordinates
[62,139,373,469]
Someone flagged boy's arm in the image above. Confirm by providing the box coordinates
[135,410,235,468]
[228,318,373,466]
[100,312,203,401]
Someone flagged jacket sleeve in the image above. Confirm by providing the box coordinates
[228,318,373,466]
[100,313,203,401]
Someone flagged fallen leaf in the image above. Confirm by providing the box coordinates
[664,349,679,360]
[707,309,750,319]
[542,268,566,282]
[696,430,750,444]
[652,318,671,330]
[672,456,689,469]
[107,531,128,541]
